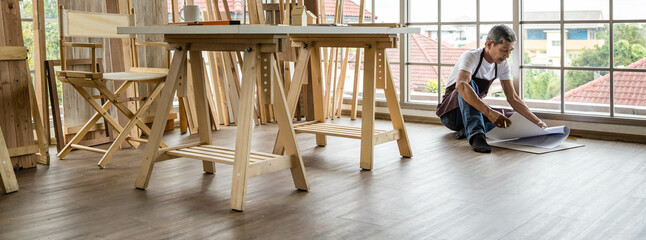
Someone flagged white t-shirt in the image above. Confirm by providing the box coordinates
[444,48,511,89]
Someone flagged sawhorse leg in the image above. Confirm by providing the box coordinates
[136,46,188,189]
[273,46,310,154]
[309,47,327,147]
[384,57,412,158]
[230,48,259,211]
[360,44,377,170]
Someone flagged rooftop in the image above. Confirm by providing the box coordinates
[553,58,646,107]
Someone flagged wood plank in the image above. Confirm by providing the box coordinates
[0,46,27,60]
[272,47,311,154]
[0,0,38,169]
[189,50,216,173]
[190,146,272,161]
[334,47,350,118]
[295,128,362,139]
[7,145,39,158]
[71,144,107,154]
[230,49,258,211]
[383,57,412,157]
[26,62,49,164]
[135,46,187,190]
[3,117,646,239]
[309,47,327,146]
[0,127,18,193]
[166,149,234,165]
[360,44,377,170]
[270,53,309,190]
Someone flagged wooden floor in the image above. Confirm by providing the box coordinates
[2,118,646,239]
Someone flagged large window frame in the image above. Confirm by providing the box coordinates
[379,0,646,126]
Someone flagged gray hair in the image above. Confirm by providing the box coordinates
[487,25,516,45]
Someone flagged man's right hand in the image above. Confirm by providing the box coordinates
[487,110,512,128]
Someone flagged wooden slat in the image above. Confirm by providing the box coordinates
[7,145,40,158]
[199,145,280,159]
[159,141,205,153]
[71,144,107,154]
[294,128,361,139]
[180,148,261,163]
[190,146,273,161]
[0,46,27,60]
[166,149,235,165]
[373,130,400,145]
[246,155,294,178]
[61,42,103,48]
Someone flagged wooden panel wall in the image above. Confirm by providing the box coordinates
[131,0,169,118]
[0,0,38,168]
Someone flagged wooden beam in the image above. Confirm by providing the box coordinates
[0,0,39,169]
[33,0,49,146]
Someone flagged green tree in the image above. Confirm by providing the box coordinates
[566,24,646,91]
[425,79,438,93]
[524,69,560,100]
[20,0,62,102]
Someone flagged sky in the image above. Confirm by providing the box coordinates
[366,0,646,23]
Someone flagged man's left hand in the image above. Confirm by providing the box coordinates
[537,121,548,129]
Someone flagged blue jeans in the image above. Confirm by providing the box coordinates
[440,80,496,142]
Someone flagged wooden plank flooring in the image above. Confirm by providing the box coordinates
[1,118,645,239]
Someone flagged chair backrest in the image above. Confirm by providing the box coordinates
[59,9,134,39]
[58,7,169,72]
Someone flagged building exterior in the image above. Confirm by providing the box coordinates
[523,11,606,66]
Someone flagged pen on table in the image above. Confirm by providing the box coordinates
[503,121,507,128]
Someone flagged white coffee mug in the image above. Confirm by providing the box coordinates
[180,5,201,22]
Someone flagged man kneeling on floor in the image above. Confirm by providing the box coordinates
[435,25,547,153]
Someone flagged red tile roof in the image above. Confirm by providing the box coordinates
[385,34,469,90]
[171,0,244,15]
[322,0,372,18]
[347,34,468,91]
[554,58,646,107]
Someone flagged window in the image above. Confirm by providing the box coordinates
[527,29,547,40]
[520,0,646,118]
[405,0,512,105]
[567,29,588,40]
[340,0,646,120]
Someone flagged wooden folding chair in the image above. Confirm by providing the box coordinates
[55,8,169,168]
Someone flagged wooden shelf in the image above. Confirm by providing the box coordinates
[163,144,295,178]
[293,122,400,145]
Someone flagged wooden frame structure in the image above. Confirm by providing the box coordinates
[1,46,49,193]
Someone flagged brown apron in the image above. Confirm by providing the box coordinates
[436,49,497,117]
